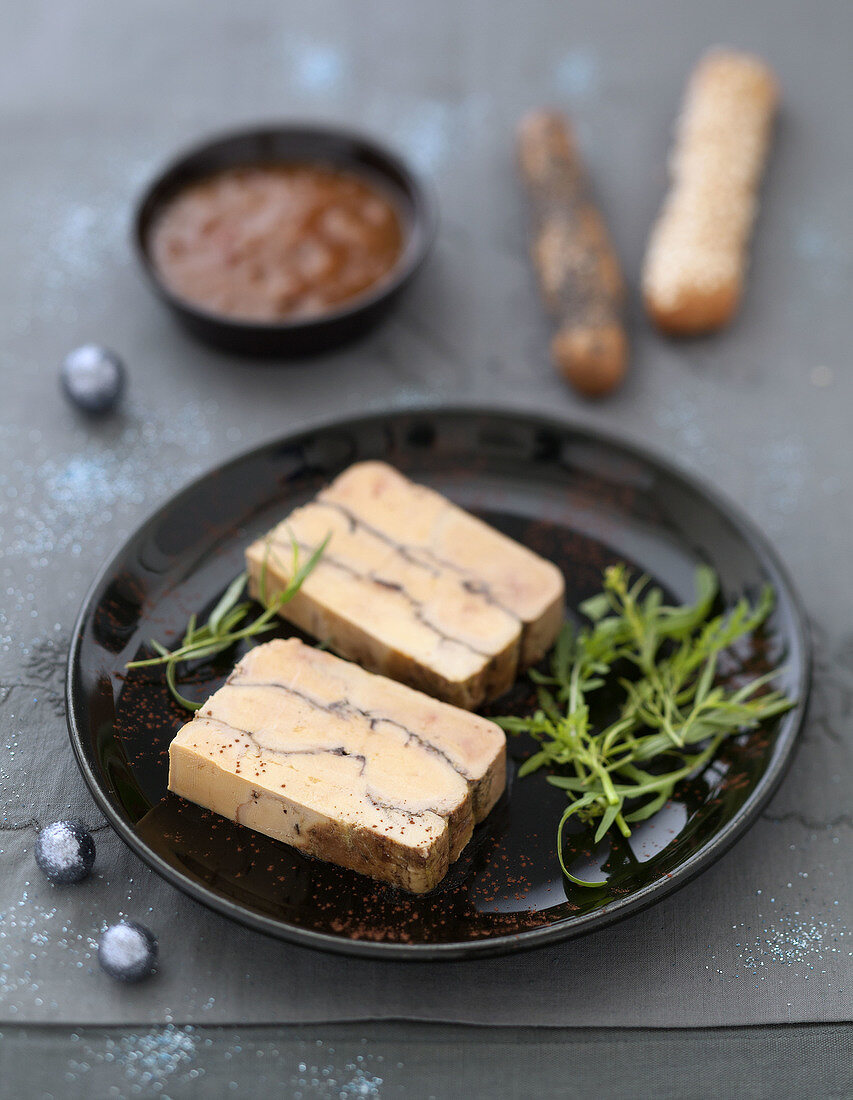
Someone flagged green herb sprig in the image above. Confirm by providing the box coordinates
[496,564,794,886]
[125,533,329,711]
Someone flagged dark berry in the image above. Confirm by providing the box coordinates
[34,820,96,884]
[98,921,158,983]
[60,344,126,413]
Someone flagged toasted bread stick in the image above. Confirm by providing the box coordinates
[642,49,779,335]
[518,110,628,397]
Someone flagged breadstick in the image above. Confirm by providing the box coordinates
[518,110,627,397]
[642,49,779,335]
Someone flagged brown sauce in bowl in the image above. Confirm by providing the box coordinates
[149,164,406,322]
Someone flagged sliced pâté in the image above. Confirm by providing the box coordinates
[246,461,565,708]
[168,638,506,893]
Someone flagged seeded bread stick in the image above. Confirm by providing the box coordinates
[642,49,779,335]
[518,110,628,397]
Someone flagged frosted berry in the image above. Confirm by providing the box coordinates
[60,344,126,413]
[98,921,158,983]
[34,820,96,885]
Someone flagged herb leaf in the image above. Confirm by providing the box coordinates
[125,532,329,711]
[496,564,795,887]
[207,571,251,636]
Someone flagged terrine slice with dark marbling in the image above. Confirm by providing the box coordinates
[245,461,565,708]
[168,638,506,893]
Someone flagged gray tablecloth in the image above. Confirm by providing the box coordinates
[2,1023,850,1100]
[1,0,850,1030]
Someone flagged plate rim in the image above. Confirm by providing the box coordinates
[65,405,812,961]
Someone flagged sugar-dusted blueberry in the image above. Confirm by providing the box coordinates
[34,820,96,885]
[60,344,126,413]
[98,920,158,983]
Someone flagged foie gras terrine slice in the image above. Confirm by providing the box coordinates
[245,461,565,708]
[168,638,506,893]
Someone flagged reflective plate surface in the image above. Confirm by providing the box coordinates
[66,409,810,958]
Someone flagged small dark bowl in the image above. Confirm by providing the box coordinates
[133,124,437,356]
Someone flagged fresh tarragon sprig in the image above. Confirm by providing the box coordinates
[125,532,329,711]
[495,564,795,886]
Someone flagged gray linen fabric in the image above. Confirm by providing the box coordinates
[0,0,851,1029]
[1,1023,850,1099]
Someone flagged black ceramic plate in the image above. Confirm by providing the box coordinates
[66,409,810,959]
